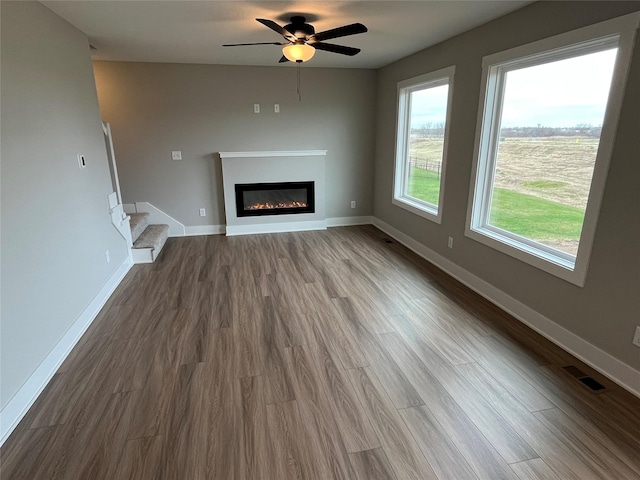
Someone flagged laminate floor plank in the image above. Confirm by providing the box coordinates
[201,327,237,479]
[379,332,519,480]
[235,375,273,480]
[0,426,57,480]
[403,303,475,366]
[454,362,612,480]
[480,334,640,453]
[341,259,404,316]
[309,310,369,370]
[3,226,640,480]
[284,345,357,480]
[263,302,297,404]
[335,292,398,335]
[73,390,140,480]
[392,313,538,464]
[411,295,496,343]
[232,293,266,379]
[536,365,640,451]
[307,341,380,453]
[460,337,556,413]
[534,408,640,479]
[330,298,424,409]
[399,406,481,480]
[266,400,315,480]
[348,448,398,480]
[510,458,563,480]
[345,367,439,480]
[159,363,210,480]
[287,240,321,284]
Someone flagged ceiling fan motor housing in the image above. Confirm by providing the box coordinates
[284,16,315,39]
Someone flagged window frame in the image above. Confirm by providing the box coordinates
[393,66,455,223]
[466,13,640,286]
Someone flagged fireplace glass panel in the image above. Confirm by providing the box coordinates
[235,181,315,217]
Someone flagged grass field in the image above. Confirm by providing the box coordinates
[407,136,596,254]
[407,167,441,204]
[407,169,584,243]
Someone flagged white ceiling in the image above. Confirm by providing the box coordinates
[42,1,533,69]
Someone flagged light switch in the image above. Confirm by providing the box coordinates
[274,104,280,113]
[171,151,182,161]
[254,104,260,114]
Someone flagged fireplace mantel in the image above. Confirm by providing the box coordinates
[219,150,327,236]
[219,150,328,159]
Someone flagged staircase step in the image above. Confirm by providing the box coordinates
[132,224,169,263]
[129,212,150,243]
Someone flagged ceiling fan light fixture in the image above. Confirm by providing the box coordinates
[282,43,315,62]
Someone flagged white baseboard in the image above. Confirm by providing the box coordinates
[226,220,327,236]
[176,217,372,237]
[184,225,225,236]
[327,215,374,227]
[372,217,640,398]
[0,257,133,446]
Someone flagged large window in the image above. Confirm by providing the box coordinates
[467,14,639,285]
[393,66,454,222]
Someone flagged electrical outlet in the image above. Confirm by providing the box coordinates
[171,151,182,161]
[199,208,206,217]
[448,236,454,248]
[351,200,356,209]
[105,250,111,264]
[254,104,260,113]
[633,326,640,348]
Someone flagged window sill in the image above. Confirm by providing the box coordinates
[392,196,441,224]
[464,225,588,287]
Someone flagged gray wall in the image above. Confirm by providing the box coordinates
[92,62,377,226]
[0,2,129,408]
[374,2,640,370]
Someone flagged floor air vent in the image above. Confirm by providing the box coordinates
[562,365,607,392]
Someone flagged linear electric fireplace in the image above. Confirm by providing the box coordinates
[235,181,315,217]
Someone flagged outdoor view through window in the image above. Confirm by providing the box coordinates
[406,83,449,208]
[488,47,617,256]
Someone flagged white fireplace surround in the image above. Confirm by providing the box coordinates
[219,150,327,236]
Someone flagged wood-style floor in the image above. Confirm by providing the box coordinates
[2,225,640,480]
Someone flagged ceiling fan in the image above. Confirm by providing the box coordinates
[223,16,368,63]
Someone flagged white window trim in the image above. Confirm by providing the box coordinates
[393,66,455,224]
[466,12,640,287]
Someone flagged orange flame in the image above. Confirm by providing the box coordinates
[246,201,307,210]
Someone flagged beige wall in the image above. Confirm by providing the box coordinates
[92,62,377,226]
[374,2,640,370]
[1,2,129,408]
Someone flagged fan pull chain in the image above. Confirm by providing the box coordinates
[296,60,302,102]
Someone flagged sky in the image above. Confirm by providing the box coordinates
[410,47,618,129]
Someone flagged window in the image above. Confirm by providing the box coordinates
[393,66,454,222]
[467,13,639,285]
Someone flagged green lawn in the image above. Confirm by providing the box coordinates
[407,167,584,241]
[407,168,441,204]
[489,189,584,240]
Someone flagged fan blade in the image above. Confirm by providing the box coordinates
[310,23,367,42]
[312,42,361,56]
[279,55,289,63]
[256,18,296,41]
[223,42,286,46]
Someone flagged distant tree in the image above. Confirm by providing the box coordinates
[499,124,602,138]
